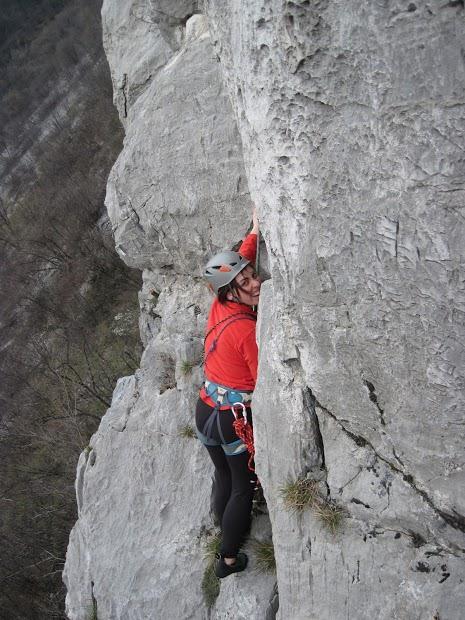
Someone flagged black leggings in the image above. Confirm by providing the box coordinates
[195,398,256,557]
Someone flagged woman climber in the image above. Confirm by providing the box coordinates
[196,208,260,578]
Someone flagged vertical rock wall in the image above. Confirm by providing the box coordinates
[205,1,465,619]
[63,2,275,618]
[64,1,465,619]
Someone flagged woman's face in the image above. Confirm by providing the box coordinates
[227,265,261,306]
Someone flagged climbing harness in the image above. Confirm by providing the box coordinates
[201,312,257,468]
[202,312,256,444]
[200,379,253,451]
[231,402,256,473]
[201,312,256,448]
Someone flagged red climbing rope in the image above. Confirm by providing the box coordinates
[231,403,256,473]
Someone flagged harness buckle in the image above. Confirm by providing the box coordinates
[215,385,227,405]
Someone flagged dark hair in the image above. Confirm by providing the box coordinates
[217,281,238,305]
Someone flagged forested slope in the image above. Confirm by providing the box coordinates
[0,2,141,617]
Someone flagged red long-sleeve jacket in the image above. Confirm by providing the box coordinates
[200,233,258,408]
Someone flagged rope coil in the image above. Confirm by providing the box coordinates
[231,402,255,472]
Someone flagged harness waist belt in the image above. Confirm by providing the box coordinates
[201,380,253,448]
[204,380,253,406]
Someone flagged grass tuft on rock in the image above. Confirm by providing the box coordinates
[201,563,220,609]
[86,599,98,620]
[178,424,196,439]
[279,477,319,512]
[201,530,222,608]
[312,500,345,534]
[203,530,221,563]
[250,538,276,573]
[180,360,195,376]
[280,476,346,534]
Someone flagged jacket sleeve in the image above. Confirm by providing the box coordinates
[237,323,258,383]
[238,233,257,264]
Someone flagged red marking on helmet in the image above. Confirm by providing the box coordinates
[219,265,232,272]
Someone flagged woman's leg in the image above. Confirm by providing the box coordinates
[195,397,255,559]
[204,444,231,524]
[219,451,255,558]
[196,399,232,523]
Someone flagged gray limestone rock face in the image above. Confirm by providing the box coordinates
[64,1,465,619]
[101,0,199,125]
[103,5,250,273]
[63,5,275,619]
[63,274,276,619]
[205,1,465,618]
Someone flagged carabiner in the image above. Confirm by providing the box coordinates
[231,401,248,424]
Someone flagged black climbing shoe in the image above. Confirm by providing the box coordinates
[214,552,248,579]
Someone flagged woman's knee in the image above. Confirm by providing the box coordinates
[229,482,254,503]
